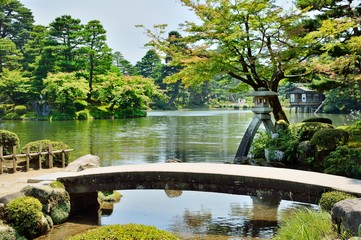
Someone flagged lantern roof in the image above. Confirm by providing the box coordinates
[247,87,278,97]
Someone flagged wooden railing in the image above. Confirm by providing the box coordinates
[0,145,73,174]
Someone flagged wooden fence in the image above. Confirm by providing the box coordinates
[0,145,73,174]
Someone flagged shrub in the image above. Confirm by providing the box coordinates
[68,224,179,240]
[310,129,349,151]
[5,196,44,239]
[302,117,333,125]
[50,181,65,189]
[14,105,27,115]
[89,106,112,119]
[21,139,70,165]
[324,146,361,178]
[0,130,20,155]
[76,110,90,120]
[319,191,356,212]
[290,122,334,141]
[0,105,6,117]
[273,209,338,240]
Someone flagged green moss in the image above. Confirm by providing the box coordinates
[50,200,70,224]
[50,181,65,189]
[68,224,179,240]
[98,191,122,203]
[5,196,43,239]
[319,191,356,212]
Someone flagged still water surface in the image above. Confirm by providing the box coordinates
[0,110,352,165]
[1,110,352,239]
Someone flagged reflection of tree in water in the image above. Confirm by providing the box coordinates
[170,196,281,239]
[169,208,212,237]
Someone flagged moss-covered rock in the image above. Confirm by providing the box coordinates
[22,185,71,225]
[5,196,48,239]
[319,191,356,212]
[68,224,179,240]
[0,220,18,240]
[290,122,334,141]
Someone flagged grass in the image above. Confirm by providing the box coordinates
[272,208,341,240]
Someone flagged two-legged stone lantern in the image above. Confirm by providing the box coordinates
[234,87,278,164]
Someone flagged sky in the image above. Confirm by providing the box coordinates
[19,0,199,64]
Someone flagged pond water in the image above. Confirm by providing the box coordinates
[1,110,352,239]
[0,110,353,166]
[100,190,317,240]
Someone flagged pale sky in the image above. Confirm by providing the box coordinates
[19,0,293,64]
[19,0,198,64]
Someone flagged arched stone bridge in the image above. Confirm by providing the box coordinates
[55,163,361,214]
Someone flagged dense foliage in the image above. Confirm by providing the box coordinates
[319,191,356,212]
[272,209,340,240]
[68,224,179,240]
[5,196,44,239]
[1,0,360,117]
[0,129,20,155]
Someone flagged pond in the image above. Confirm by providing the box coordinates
[0,110,353,166]
[0,110,353,239]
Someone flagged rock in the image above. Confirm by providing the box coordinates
[0,221,17,240]
[331,198,361,235]
[22,185,71,225]
[0,191,25,204]
[65,154,100,172]
[22,185,53,204]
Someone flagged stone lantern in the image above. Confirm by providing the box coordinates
[234,87,278,163]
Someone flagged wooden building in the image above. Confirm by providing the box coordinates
[286,86,325,113]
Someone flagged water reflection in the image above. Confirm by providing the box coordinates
[99,190,317,239]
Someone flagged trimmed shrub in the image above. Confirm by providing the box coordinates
[324,146,361,178]
[0,130,20,155]
[5,196,44,239]
[319,191,356,212]
[68,224,179,240]
[14,105,27,115]
[310,129,349,151]
[290,122,334,141]
[302,117,333,125]
[273,209,338,240]
[21,139,70,165]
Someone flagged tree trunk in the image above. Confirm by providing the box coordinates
[270,95,289,123]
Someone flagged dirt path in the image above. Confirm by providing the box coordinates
[0,168,64,198]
